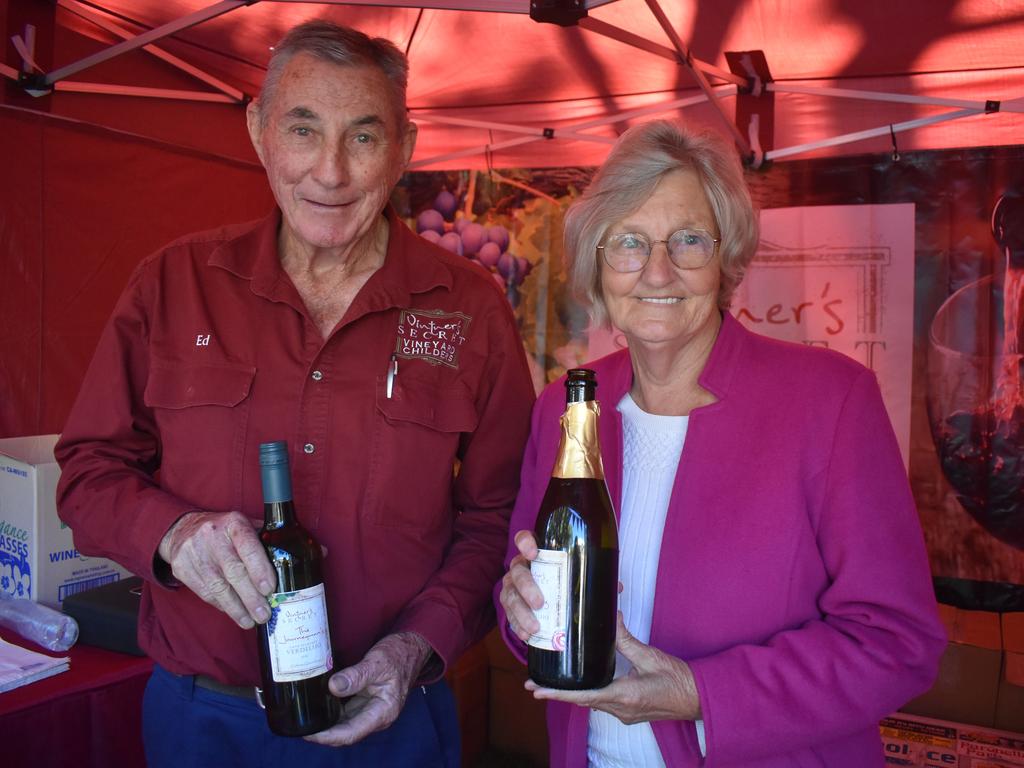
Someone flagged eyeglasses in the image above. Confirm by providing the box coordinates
[597,229,721,273]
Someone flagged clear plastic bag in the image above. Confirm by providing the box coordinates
[0,592,79,651]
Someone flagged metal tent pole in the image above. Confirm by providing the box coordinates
[45,0,251,86]
[58,0,246,102]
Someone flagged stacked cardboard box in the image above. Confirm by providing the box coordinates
[0,435,132,608]
[999,612,1024,733]
[901,603,1024,734]
[485,628,549,766]
[445,637,491,767]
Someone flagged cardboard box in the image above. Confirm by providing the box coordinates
[0,435,132,607]
[941,604,1003,648]
[997,611,1024,733]
[446,638,490,767]
[1004,612,1024,687]
[881,712,1024,767]
[902,605,1003,728]
[484,628,549,766]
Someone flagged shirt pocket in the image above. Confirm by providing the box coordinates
[143,360,257,511]
[365,373,479,530]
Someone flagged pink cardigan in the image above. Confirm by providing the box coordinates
[497,312,946,767]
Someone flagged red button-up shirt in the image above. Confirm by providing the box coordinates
[55,207,535,685]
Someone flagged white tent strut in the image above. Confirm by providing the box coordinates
[53,82,239,103]
[766,108,983,161]
[575,16,747,87]
[45,0,251,85]
[408,90,736,168]
[59,0,247,102]
[642,0,752,157]
[768,82,1024,113]
[12,25,42,74]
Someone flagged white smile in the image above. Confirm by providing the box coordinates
[638,297,684,304]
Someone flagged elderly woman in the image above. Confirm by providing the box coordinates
[497,120,945,767]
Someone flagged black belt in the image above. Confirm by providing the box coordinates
[194,674,261,703]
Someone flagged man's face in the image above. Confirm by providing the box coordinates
[247,53,417,255]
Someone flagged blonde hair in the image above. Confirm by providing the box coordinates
[563,120,759,325]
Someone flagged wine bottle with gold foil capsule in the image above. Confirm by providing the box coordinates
[528,368,619,689]
[256,441,338,736]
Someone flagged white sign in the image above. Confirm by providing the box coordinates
[733,204,916,467]
[585,204,916,468]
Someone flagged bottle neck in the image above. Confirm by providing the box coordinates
[551,399,605,480]
[261,461,296,528]
[264,499,296,528]
[565,380,596,404]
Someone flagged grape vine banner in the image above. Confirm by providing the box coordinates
[397,146,1024,591]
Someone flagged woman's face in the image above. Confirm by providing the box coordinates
[599,168,722,350]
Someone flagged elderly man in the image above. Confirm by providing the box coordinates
[55,19,534,767]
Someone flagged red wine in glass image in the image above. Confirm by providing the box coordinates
[928,192,1024,550]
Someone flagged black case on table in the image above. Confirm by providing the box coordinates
[62,575,145,656]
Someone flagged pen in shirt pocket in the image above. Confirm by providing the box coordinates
[386,353,399,399]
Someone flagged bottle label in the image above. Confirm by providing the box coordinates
[266,583,333,682]
[527,549,569,652]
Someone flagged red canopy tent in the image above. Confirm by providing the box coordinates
[2,0,1023,437]
[4,0,1023,170]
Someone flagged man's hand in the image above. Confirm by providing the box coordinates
[525,613,702,724]
[304,632,434,747]
[157,510,276,629]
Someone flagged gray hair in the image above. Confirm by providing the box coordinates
[563,120,759,325]
[258,20,409,128]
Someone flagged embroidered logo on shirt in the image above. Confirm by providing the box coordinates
[395,309,472,368]
[195,334,211,346]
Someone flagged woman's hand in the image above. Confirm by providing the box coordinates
[525,613,702,724]
[499,530,543,642]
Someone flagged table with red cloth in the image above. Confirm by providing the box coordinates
[0,626,153,768]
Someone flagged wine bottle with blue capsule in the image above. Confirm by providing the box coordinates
[256,440,338,736]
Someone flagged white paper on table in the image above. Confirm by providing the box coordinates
[0,634,69,693]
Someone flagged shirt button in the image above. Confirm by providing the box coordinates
[303,443,315,454]
[311,370,323,381]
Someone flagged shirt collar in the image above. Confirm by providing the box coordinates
[696,310,744,400]
[207,205,453,309]
[602,310,746,405]
[207,208,288,301]
[357,205,453,311]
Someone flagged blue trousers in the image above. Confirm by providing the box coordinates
[143,664,461,768]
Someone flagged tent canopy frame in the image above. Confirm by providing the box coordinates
[4,0,1021,168]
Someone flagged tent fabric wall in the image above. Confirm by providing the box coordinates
[0,107,273,437]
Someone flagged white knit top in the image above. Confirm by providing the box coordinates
[587,392,697,767]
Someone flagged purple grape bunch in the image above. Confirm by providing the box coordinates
[414,189,533,298]
[266,596,283,637]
